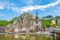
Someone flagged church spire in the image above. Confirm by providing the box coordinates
[36,12,39,24]
[36,12,38,19]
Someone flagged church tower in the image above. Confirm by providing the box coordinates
[34,12,42,32]
[36,12,39,24]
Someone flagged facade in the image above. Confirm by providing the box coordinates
[57,19,60,27]
[33,12,42,32]
[0,27,5,33]
[56,19,60,30]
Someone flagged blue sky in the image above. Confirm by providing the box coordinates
[0,0,60,20]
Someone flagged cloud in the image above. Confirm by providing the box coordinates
[0,2,5,9]
[23,0,34,5]
[0,14,4,16]
[0,0,60,14]
[0,6,4,9]
[0,1,10,9]
[0,0,15,10]
[11,0,60,14]
[53,7,60,13]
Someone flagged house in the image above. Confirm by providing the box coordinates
[0,27,5,33]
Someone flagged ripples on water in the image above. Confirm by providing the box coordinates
[0,34,51,40]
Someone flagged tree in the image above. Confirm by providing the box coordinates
[50,20,56,27]
[43,15,53,18]
[0,20,8,27]
[41,19,51,29]
[55,16,60,19]
[9,17,17,24]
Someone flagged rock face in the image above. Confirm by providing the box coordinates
[6,12,42,32]
[7,24,13,28]
[13,13,35,29]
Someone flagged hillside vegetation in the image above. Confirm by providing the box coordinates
[0,12,60,28]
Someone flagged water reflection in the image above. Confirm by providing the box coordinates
[0,34,51,40]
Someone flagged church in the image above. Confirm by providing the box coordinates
[29,12,42,32]
[17,12,42,33]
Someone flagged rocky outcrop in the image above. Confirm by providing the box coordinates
[13,12,35,29]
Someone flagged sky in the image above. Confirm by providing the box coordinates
[0,0,60,20]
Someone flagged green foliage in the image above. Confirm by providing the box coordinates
[41,19,51,29]
[41,18,57,29]
[0,13,59,27]
[54,16,60,25]
[55,16,60,19]
[9,17,17,24]
[0,20,8,27]
[0,34,52,40]
[0,17,17,27]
